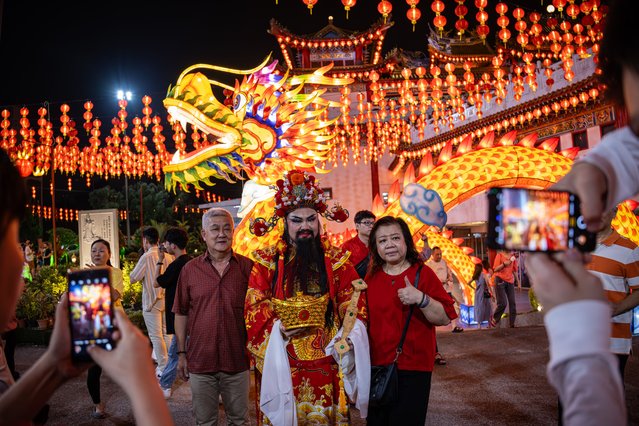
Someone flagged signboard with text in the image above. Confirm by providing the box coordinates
[78,209,119,269]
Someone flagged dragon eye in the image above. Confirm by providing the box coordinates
[234,93,247,111]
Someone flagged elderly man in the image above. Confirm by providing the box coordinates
[245,170,369,425]
[173,208,253,426]
[341,210,376,278]
[130,226,173,376]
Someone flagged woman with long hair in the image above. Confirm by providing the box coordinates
[86,238,124,419]
[471,261,493,329]
[365,216,457,425]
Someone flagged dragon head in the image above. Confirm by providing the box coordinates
[162,57,353,191]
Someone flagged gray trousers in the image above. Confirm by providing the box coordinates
[493,278,517,327]
[190,370,250,426]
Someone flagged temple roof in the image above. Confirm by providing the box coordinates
[269,17,394,72]
[269,16,392,42]
[427,25,496,57]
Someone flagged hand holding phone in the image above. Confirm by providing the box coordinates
[67,267,116,363]
[487,187,596,253]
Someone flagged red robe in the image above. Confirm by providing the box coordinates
[245,238,367,425]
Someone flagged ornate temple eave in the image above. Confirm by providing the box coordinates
[270,16,393,70]
[428,45,495,65]
[269,18,393,47]
[389,76,602,170]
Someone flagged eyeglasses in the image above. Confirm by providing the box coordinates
[358,221,375,227]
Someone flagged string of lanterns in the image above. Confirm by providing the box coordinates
[285,0,606,35]
[25,203,218,222]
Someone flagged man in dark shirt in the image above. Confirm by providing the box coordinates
[174,208,253,426]
[341,210,376,278]
[155,227,191,399]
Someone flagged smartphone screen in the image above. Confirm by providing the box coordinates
[487,187,596,252]
[68,267,116,362]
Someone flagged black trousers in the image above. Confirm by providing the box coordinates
[87,365,102,404]
[367,370,432,426]
[1,329,18,379]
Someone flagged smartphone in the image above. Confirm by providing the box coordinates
[67,267,116,362]
[487,187,596,252]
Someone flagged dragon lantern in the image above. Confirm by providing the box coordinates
[163,57,352,189]
[163,57,353,253]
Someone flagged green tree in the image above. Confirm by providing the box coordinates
[128,182,174,225]
[174,219,206,255]
[47,227,78,248]
[19,210,43,243]
[88,186,125,210]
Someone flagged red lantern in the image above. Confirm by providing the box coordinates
[431,0,445,33]
[454,1,468,36]
[377,0,392,21]
[142,95,153,129]
[83,101,93,134]
[407,7,421,30]
[566,3,579,19]
[15,157,33,177]
[433,15,447,31]
[496,3,510,46]
[302,0,318,14]
[553,0,567,13]
[342,0,356,18]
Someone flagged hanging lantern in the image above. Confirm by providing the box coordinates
[431,0,446,34]
[566,2,580,19]
[454,0,469,37]
[83,101,93,134]
[60,104,70,137]
[513,8,528,51]
[303,0,318,14]
[406,0,421,31]
[475,0,489,43]
[142,95,153,129]
[377,0,392,22]
[553,0,568,16]
[496,3,510,46]
[342,0,356,18]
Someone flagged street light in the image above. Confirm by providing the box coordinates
[117,90,132,101]
[117,89,133,246]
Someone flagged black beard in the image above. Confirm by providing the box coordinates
[288,235,323,296]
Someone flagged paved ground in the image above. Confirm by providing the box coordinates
[9,289,639,425]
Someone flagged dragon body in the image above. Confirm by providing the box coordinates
[163,63,639,309]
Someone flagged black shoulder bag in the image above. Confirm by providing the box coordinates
[369,265,423,407]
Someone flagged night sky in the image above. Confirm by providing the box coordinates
[0,0,431,112]
[0,0,552,115]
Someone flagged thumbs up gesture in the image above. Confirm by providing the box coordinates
[397,276,423,305]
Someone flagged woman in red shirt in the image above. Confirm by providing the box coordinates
[365,216,457,425]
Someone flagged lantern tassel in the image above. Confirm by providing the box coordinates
[338,353,348,416]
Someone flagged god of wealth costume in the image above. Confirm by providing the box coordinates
[245,170,370,426]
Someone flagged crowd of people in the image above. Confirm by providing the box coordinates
[1,1,638,424]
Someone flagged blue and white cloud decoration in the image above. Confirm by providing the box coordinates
[399,183,447,230]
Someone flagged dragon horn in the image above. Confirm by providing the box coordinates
[175,54,273,87]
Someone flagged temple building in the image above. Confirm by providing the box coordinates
[266,12,618,261]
